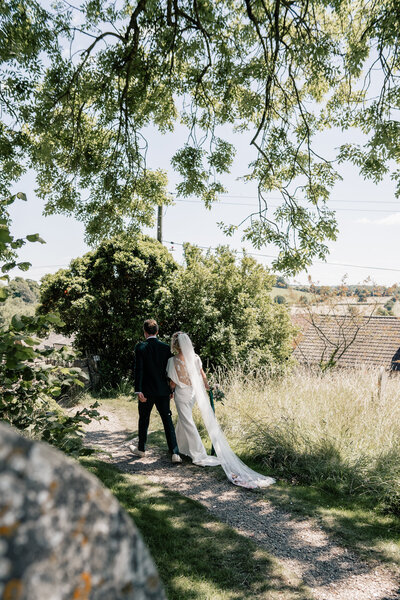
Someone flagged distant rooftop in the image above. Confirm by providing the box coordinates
[293,314,400,369]
[37,332,75,351]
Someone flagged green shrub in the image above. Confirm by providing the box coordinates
[157,244,296,370]
[39,240,296,386]
[38,234,178,387]
[0,312,101,456]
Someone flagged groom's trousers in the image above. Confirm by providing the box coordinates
[138,395,179,454]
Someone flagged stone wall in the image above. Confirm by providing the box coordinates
[0,422,166,600]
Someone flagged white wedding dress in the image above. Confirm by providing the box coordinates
[167,354,221,467]
[167,334,275,489]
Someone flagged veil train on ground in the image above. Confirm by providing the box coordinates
[178,333,275,489]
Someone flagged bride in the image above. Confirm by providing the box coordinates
[166,332,275,489]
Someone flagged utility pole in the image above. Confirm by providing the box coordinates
[157,205,162,242]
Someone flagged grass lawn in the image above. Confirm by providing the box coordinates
[81,457,313,600]
[77,392,400,578]
[270,287,311,304]
[237,455,400,570]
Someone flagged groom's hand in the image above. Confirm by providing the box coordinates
[138,392,147,403]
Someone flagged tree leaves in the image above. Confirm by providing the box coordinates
[38,234,179,387]
[26,233,46,244]
[0,188,101,455]
[1,2,400,273]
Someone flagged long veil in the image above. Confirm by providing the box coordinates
[178,333,275,489]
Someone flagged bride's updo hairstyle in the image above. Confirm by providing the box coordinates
[171,331,185,354]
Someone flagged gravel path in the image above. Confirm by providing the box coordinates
[82,407,400,600]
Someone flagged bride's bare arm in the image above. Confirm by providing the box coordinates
[200,368,210,391]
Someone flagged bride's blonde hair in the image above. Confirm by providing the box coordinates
[171,331,185,354]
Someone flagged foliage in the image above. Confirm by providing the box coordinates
[274,276,288,289]
[6,277,40,302]
[0,277,40,329]
[39,240,294,383]
[0,312,101,456]
[157,244,295,370]
[0,193,100,455]
[273,295,286,305]
[213,366,400,516]
[3,1,400,273]
[38,234,178,387]
[378,297,397,316]
[0,296,36,330]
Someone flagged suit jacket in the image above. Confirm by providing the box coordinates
[134,337,173,397]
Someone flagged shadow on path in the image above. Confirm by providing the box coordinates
[85,426,400,600]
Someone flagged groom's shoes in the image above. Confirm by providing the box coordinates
[129,444,145,457]
[171,453,182,464]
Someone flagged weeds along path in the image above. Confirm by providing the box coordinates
[82,406,399,600]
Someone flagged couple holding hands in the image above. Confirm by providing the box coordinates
[130,319,274,489]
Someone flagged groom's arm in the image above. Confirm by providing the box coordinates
[134,344,145,399]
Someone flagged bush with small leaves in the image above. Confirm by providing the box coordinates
[0,193,101,456]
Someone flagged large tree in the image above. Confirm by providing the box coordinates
[156,244,295,369]
[38,234,178,386]
[39,238,295,382]
[2,1,400,273]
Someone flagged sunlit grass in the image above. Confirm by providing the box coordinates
[78,367,400,570]
[212,366,400,513]
[81,458,313,600]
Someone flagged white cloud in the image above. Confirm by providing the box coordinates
[357,213,400,226]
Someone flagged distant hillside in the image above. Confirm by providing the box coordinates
[0,277,40,329]
[270,287,312,305]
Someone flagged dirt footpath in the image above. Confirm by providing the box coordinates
[82,407,400,600]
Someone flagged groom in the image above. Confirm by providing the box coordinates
[130,319,182,464]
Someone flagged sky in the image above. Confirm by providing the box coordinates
[9,107,400,288]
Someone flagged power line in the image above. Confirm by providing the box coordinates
[170,191,400,205]
[172,198,400,213]
[24,264,68,269]
[19,250,400,274]
[221,195,400,204]
[163,240,400,273]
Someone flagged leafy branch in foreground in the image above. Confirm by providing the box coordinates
[2,1,400,273]
[0,193,102,455]
[0,312,101,456]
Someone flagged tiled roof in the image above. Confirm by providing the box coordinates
[292,314,400,369]
[37,332,75,350]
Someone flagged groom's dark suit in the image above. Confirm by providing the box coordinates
[134,337,179,454]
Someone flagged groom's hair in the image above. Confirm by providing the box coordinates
[143,319,159,335]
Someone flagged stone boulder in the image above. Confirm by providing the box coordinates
[0,422,166,600]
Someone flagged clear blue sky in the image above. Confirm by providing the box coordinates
[10,119,400,287]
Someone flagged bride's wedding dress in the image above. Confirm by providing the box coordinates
[167,334,275,489]
[167,354,221,467]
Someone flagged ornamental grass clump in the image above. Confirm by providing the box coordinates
[212,367,400,514]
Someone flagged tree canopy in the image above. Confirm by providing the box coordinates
[157,243,295,369]
[38,236,295,385]
[2,1,400,273]
[39,234,178,386]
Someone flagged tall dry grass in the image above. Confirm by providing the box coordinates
[204,367,400,513]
